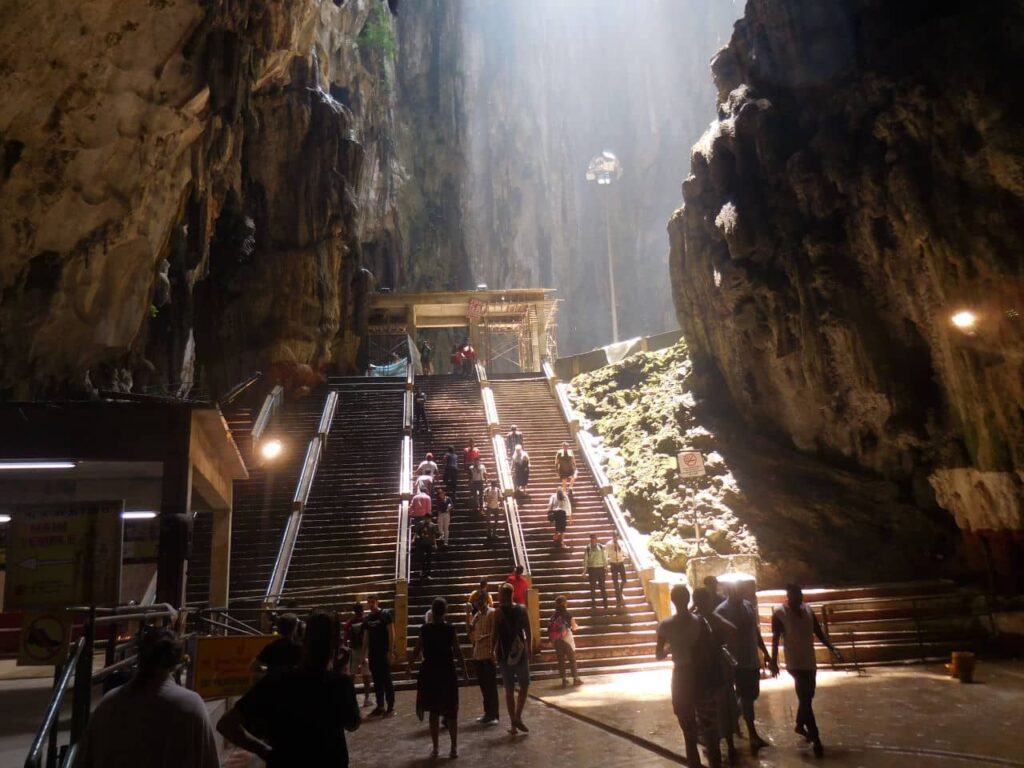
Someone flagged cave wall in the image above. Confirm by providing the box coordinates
[0,0,402,398]
[669,0,1024,587]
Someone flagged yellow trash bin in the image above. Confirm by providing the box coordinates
[947,651,976,683]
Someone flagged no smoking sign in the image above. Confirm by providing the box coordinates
[677,450,706,478]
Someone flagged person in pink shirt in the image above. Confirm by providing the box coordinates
[505,565,529,605]
[410,488,432,520]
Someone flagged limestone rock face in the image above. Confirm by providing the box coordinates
[669,0,1024,573]
[0,0,400,398]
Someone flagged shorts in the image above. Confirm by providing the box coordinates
[734,667,760,701]
[558,469,576,480]
[500,658,530,689]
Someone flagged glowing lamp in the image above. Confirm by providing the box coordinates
[122,511,158,520]
[951,310,977,331]
[261,439,283,460]
[0,514,11,524]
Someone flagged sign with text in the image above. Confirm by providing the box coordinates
[677,450,707,479]
[18,610,71,666]
[190,634,276,700]
[4,501,123,610]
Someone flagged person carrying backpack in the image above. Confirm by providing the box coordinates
[415,519,440,582]
[581,534,608,609]
[492,583,531,735]
[547,595,582,688]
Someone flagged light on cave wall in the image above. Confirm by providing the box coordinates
[951,310,978,332]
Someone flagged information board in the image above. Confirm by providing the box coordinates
[4,501,123,610]
[190,634,276,700]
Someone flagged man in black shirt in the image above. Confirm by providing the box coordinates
[250,613,302,674]
[218,611,360,767]
[363,595,396,716]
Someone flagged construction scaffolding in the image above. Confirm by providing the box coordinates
[366,289,559,373]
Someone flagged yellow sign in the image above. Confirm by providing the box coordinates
[190,635,276,700]
[18,610,71,666]
[4,502,123,610]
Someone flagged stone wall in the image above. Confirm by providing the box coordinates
[0,0,402,398]
[669,0,1024,588]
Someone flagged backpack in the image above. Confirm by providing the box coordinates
[548,613,567,642]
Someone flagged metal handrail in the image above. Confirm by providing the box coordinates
[264,437,321,609]
[218,371,263,408]
[402,389,413,434]
[400,435,413,499]
[318,391,339,439]
[481,387,500,435]
[395,501,411,582]
[490,434,515,496]
[252,385,283,443]
[25,639,84,768]
[504,497,531,573]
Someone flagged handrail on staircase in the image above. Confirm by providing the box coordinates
[264,435,322,612]
[395,501,411,583]
[218,371,263,408]
[318,391,339,440]
[400,435,413,499]
[252,384,284,444]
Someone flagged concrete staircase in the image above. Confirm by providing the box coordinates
[757,581,993,666]
[187,390,328,618]
[406,376,515,654]
[281,378,406,612]
[489,376,661,674]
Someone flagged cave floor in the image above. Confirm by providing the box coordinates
[236,660,1023,767]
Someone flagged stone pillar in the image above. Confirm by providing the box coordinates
[157,412,193,607]
[208,483,233,608]
[647,579,672,620]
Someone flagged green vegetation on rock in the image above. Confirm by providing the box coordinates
[569,341,758,572]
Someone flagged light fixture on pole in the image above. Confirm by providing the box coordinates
[586,151,623,343]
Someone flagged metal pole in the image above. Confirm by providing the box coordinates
[604,189,619,343]
[70,610,95,747]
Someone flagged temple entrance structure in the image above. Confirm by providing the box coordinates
[366,288,559,374]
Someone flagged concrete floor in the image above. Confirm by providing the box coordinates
[5,661,1024,767]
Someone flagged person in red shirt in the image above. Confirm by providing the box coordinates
[505,565,529,605]
[410,488,432,520]
[463,439,481,477]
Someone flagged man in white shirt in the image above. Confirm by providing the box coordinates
[771,583,843,758]
[605,533,629,606]
[416,452,439,478]
[469,458,487,513]
[483,480,503,540]
[79,628,219,768]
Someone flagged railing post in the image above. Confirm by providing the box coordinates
[70,611,95,747]
[525,579,541,655]
[394,579,409,663]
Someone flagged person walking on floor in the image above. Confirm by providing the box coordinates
[469,457,487,513]
[772,583,843,758]
[218,612,361,767]
[363,595,397,716]
[506,564,529,605]
[511,444,531,496]
[435,486,454,547]
[656,585,724,768]
[443,445,460,497]
[467,590,500,725]
[413,385,430,433]
[493,583,532,735]
[80,627,220,768]
[410,598,468,759]
[343,604,374,708]
[582,534,608,609]
[483,478,503,540]
[463,438,480,477]
[694,586,740,765]
[548,595,582,688]
[716,582,776,755]
[547,487,572,549]
[606,533,629,606]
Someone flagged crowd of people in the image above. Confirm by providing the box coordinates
[76,576,841,767]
